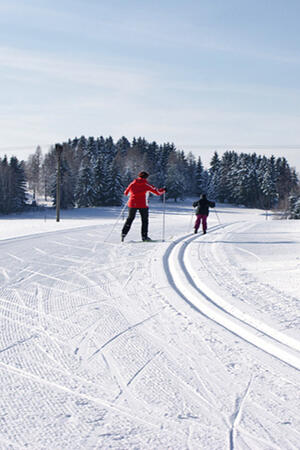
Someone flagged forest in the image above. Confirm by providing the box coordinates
[1,135,300,217]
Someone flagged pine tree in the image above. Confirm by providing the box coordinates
[25,146,42,201]
[261,169,277,209]
[41,148,57,201]
[287,187,300,219]
[116,136,131,157]
[0,156,11,214]
[104,136,116,165]
[207,171,219,200]
[10,157,27,211]
[209,151,221,175]
[86,136,97,166]
[185,152,197,195]
[166,164,185,202]
[74,162,94,207]
[93,154,104,206]
[155,143,174,188]
[146,141,158,174]
[201,170,210,195]
[208,151,221,200]
[105,160,124,206]
[195,156,204,196]
[0,156,27,213]
[218,151,235,203]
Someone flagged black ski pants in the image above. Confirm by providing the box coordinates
[122,207,149,239]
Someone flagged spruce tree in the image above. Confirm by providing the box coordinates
[116,136,131,157]
[105,160,124,206]
[74,162,94,207]
[261,169,277,209]
[0,156,10,214]
[288,195,300,219]
[166,164,185,202]
[93,154,104,206]
[195,156,204,195]
[10,157,27,211]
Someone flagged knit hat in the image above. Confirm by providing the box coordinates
[138,171,149,179]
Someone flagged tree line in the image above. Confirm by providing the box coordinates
[1,135,299,216]
[0,156,27,214]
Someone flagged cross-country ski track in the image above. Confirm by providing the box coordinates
[0,202,299,449]
[164,223,300,370]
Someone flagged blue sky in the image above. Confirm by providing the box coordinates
[1,0,300,170]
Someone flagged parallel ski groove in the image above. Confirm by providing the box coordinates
[164,224,300,370]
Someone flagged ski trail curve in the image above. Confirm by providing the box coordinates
[163,223,300,371]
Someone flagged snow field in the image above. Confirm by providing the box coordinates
[0,201,299,449]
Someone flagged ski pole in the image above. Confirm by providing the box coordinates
[213,208,222,225]
[162,192,166,242]
[188,211,194,232]
[104,200,128,242]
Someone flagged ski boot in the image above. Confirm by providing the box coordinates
[142,236,152,242]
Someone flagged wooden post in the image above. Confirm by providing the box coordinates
[55,144,63,222]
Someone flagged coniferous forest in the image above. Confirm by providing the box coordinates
[1,136,300,217]
[0,156,27,214]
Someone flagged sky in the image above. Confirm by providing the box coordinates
[1,0,300,171]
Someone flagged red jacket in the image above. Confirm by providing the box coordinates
[124,177,165,208]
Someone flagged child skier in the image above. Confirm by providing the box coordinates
[193,194,215,234]
[121,171,165,242]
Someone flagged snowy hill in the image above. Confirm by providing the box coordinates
[0,200,299,449]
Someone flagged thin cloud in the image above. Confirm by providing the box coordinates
[0,46,152,93]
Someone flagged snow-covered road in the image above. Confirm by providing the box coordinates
[0,202,299,449]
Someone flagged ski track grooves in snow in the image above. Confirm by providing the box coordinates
[229,375,253,450]
[163,223,300,371]
[0,360,162,430]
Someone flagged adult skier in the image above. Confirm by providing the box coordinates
[193,194,215,234]
[121,171,165,242]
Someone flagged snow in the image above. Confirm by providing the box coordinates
[0,199,299,449]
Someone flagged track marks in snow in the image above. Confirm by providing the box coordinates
[0,360,161,430]
[229,376,253,450]
[235,246,263,261]
[197,223,300,340]
[0,267,10,281]
[1,220,299,448]
[164,226,300,370]
[88,310,163,361]
[0,334,37,355]
[127,351,162,387]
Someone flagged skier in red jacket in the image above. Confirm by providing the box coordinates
[121,171,165,242]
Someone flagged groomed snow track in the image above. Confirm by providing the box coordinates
[163,223,300,371]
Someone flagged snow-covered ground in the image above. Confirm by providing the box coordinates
[0,199,299,449]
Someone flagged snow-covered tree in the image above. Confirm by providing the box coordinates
[288,194,300,219]
[74,162,94,207]
[25,146,42,200]
[195,156,204,195]
[0,156,27,214]
[166,164,185,202]
[93,154,104,206]
[261,169,278,209]
[104,160,124,206]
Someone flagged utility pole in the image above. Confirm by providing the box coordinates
[55,143,63,222]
